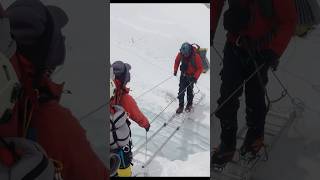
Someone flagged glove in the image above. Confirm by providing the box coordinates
[145,124,150,132]
[190,77,197,84]
[174,71,177,76]
[259,49,280,71]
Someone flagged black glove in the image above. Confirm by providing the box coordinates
[190,77,197,84]
[174,71,177,76]
[145,124,150,132]
[259,49,280,71]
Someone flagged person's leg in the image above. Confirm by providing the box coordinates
[186,76,194,107]
[177,75,187,113]
[215,43,245,152]
[242,59,269,155]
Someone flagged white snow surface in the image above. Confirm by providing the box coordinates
[212,1,320,179]
[111,3,210,177]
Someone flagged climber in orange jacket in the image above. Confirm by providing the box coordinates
[109,61,150,177]
[0,0,108,179]
[110,61,150,130]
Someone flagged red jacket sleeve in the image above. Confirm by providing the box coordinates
[121,94,150,128]
[269,0,297,57]
[174,53,182,73]
[194,54,203,80]
[211,0,226,39]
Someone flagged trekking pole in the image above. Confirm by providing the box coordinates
[142,131,148,176]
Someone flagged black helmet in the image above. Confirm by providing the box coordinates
[180,42,193,57]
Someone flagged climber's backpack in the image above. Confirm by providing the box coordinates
[110,105,131,150]
[180,43,210,74]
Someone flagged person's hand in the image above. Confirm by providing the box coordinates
[174,71,177,76]
[145,124,150,132]
[259,49,280,71]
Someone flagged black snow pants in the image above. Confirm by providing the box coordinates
[178,74,194,107]
[215,42,269,150]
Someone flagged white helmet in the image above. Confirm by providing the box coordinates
[0,52,20,123]
[110,67,116,98]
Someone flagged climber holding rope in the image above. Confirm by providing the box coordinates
[109,61,150,177]
[211,0,297,169]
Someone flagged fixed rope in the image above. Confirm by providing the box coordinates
[79,75,175,122]
[133,83,202,155]
[149,81,194,125]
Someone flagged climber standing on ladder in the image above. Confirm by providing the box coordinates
[211,0,297,169]
[109,61,150,177]
[174,42,203,114]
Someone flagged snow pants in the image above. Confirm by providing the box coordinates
[215,42,269,150]
[178,74,194,107]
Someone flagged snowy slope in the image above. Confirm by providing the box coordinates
[1,0,108,166]
[111,3,210,177]
[211,1,320,179]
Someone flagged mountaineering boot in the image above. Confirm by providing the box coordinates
[176,105,184,114]
[185,103,192,112]
[239,128,265,159]
[211,144,236,170]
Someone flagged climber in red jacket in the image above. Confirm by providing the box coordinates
[0,0,108,179]
[211,0,297,168]
[173,42,203,114]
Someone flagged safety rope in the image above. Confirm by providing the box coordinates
[135,75,174,100]
[149,81,194,125]
[141,92,205,169]
[134,89,203,171]
[211,43,290,117]
[79,75,175,122]
[211,62,266,117]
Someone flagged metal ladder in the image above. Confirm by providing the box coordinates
[211,103,304,180]
[132,93,205,176]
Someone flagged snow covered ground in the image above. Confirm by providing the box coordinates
[212,1,320,179]
[110,3,210,177]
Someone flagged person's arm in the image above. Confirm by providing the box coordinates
[268,0,297,57]
[121,94,150,129]
[174,53,182,74]
[193,54,203,80]
[211,0,226,41]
